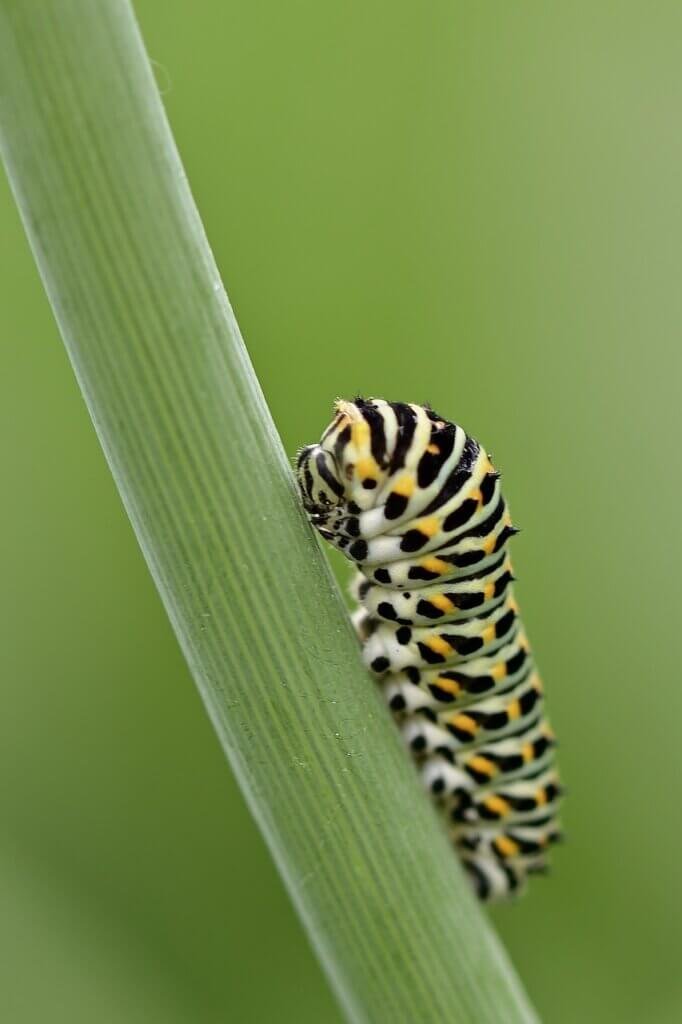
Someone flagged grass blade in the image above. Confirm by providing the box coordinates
[0,2,538,1021]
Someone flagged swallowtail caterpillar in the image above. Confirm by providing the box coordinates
[297,398,563,901]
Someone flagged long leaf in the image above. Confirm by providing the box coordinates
[0,3,538,1021]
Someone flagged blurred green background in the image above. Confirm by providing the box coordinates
[2,2,681,1021]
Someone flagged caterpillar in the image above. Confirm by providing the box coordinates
[296,398,563,901]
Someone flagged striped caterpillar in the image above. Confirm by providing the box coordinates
[296,398,563,901]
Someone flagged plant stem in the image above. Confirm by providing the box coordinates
[0,2,538,1021]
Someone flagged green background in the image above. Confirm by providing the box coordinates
[2,2,680,1021]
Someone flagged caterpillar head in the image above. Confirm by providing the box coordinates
[295,444,345,516]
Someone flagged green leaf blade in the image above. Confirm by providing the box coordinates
[0,3,538,1021]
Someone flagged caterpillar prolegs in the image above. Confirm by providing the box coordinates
[296,398,563,902]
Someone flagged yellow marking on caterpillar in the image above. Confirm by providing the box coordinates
[427,635,453,657]
[508,597,519,614]
[491,662,507,681]
[483,581,495,601]
[452,713,478,735]
[536,788,548,807]
[494,835,520,859]
[521,743,534,763]
[356,456,378,480]
[392,475,415,497]
[416,517,440,538]
[421,556,450,575]
[351,420,370,448]
[485,795,511,817]
[468,755,497,777]
[532,674,544,694]
[430,593,455,613]
[482,535,497,555]
[434,676,461,696]
[481,625,496,645]
[427,442,440,454]
[507,699,521,720]
[470,489,483,504]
